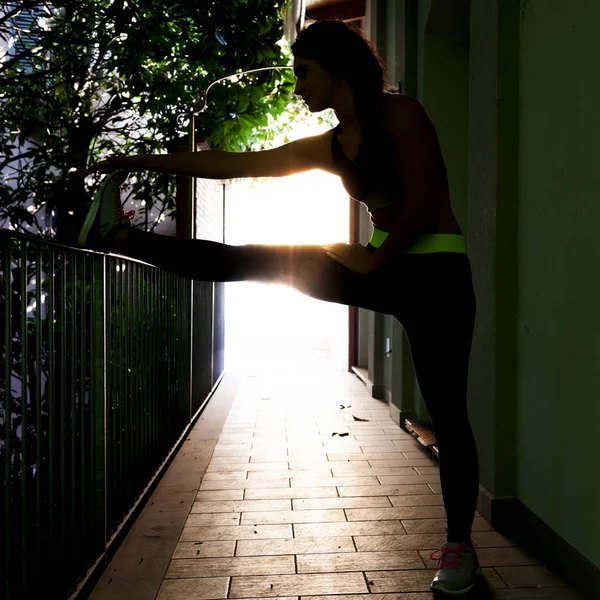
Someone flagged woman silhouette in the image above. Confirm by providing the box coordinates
[80,19,481,595]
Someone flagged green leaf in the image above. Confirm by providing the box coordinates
[237,94,250,113]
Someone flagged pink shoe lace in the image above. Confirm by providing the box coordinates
[430,541,470,569]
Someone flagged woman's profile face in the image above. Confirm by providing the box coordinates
[293,56,335,112]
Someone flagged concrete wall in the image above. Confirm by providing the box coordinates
[516,0,600,568]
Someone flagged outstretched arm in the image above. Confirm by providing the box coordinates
[84,131,335,180]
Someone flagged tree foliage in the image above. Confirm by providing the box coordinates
[0,0,298,242]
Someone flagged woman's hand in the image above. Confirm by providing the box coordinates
[323,242,375,274]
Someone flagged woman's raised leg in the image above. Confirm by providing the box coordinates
[114,226,363,303]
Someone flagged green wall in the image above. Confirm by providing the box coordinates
[384,0,470,419]
[423,33,469,237]
[517,0,600,567]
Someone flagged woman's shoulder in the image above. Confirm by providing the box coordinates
[382,92,426,119]
[381,92,433,137]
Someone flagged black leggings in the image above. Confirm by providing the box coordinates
[120,228,480,544]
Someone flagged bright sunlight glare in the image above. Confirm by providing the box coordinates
[224,110,351,374]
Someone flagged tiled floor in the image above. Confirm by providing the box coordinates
[148,370,585,600]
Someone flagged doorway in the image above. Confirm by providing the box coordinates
[223,120,350,374]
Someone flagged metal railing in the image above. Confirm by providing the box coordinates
[0,231,222,599]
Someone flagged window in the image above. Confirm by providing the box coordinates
[4,3,46,72]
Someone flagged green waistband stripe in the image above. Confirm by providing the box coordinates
[369,229,467,254]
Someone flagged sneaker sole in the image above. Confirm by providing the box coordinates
[430,566,483,595]
[78,169,129,248]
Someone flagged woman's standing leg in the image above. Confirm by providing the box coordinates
[406,313,480,545]
[401,254,479,544]
[396,253,481,594]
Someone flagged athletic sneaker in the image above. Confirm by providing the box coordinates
[429,541,482,595]
[78,169,134,249]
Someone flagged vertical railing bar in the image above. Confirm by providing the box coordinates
[155,267,159,463]
[167,272,171,436]
[35,243,43,564]
[159,267,162,459]
[79,253,87,554]
[172,273,176,429]
[122,261,127,502]
[88,253,96,556]
[211,282,215,390]
[166,269,170,444]
[110,258,117,532]
[165,269,169,450]
[140,266,144,480]
[136,263,141,482]
[180,277,184,426]
[141,264,146,470]
[158,268,163,452]
[170,272,173,438]
[173,274,177,431]
[147,267,152,465]
[125,262,134,496]
[125,262,134,494]
[3,236,14,599]
[101,254,108,554]
[119,258,126,526]
[110,258,115,528]
[160,268,165,453]
[70,252,77,566]
[156,268,161,458]
[133,263,140,487]
[175,277,183,427]
[47,249,55,568]
[106,257,112,534]
[184,278,187,418]
[190,279,193,410]
[148,267,154,465]
[126,260,132,499]
[113,258,120,529]
[179,276,183,427]
[90,253,100,553]
[157,268,161,456]
[119,261,124,518]
[169,271,172,444]
[122,260,127,502]
[59,253,67,568]
[137,264,142,469]
[189,279,194,424]
[98,256,104,537]
[20,240,29,588]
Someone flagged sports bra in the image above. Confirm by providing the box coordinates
[331,124,401,213]
[330,121,449,213]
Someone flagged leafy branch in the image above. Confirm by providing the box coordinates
[1,0,297,243]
